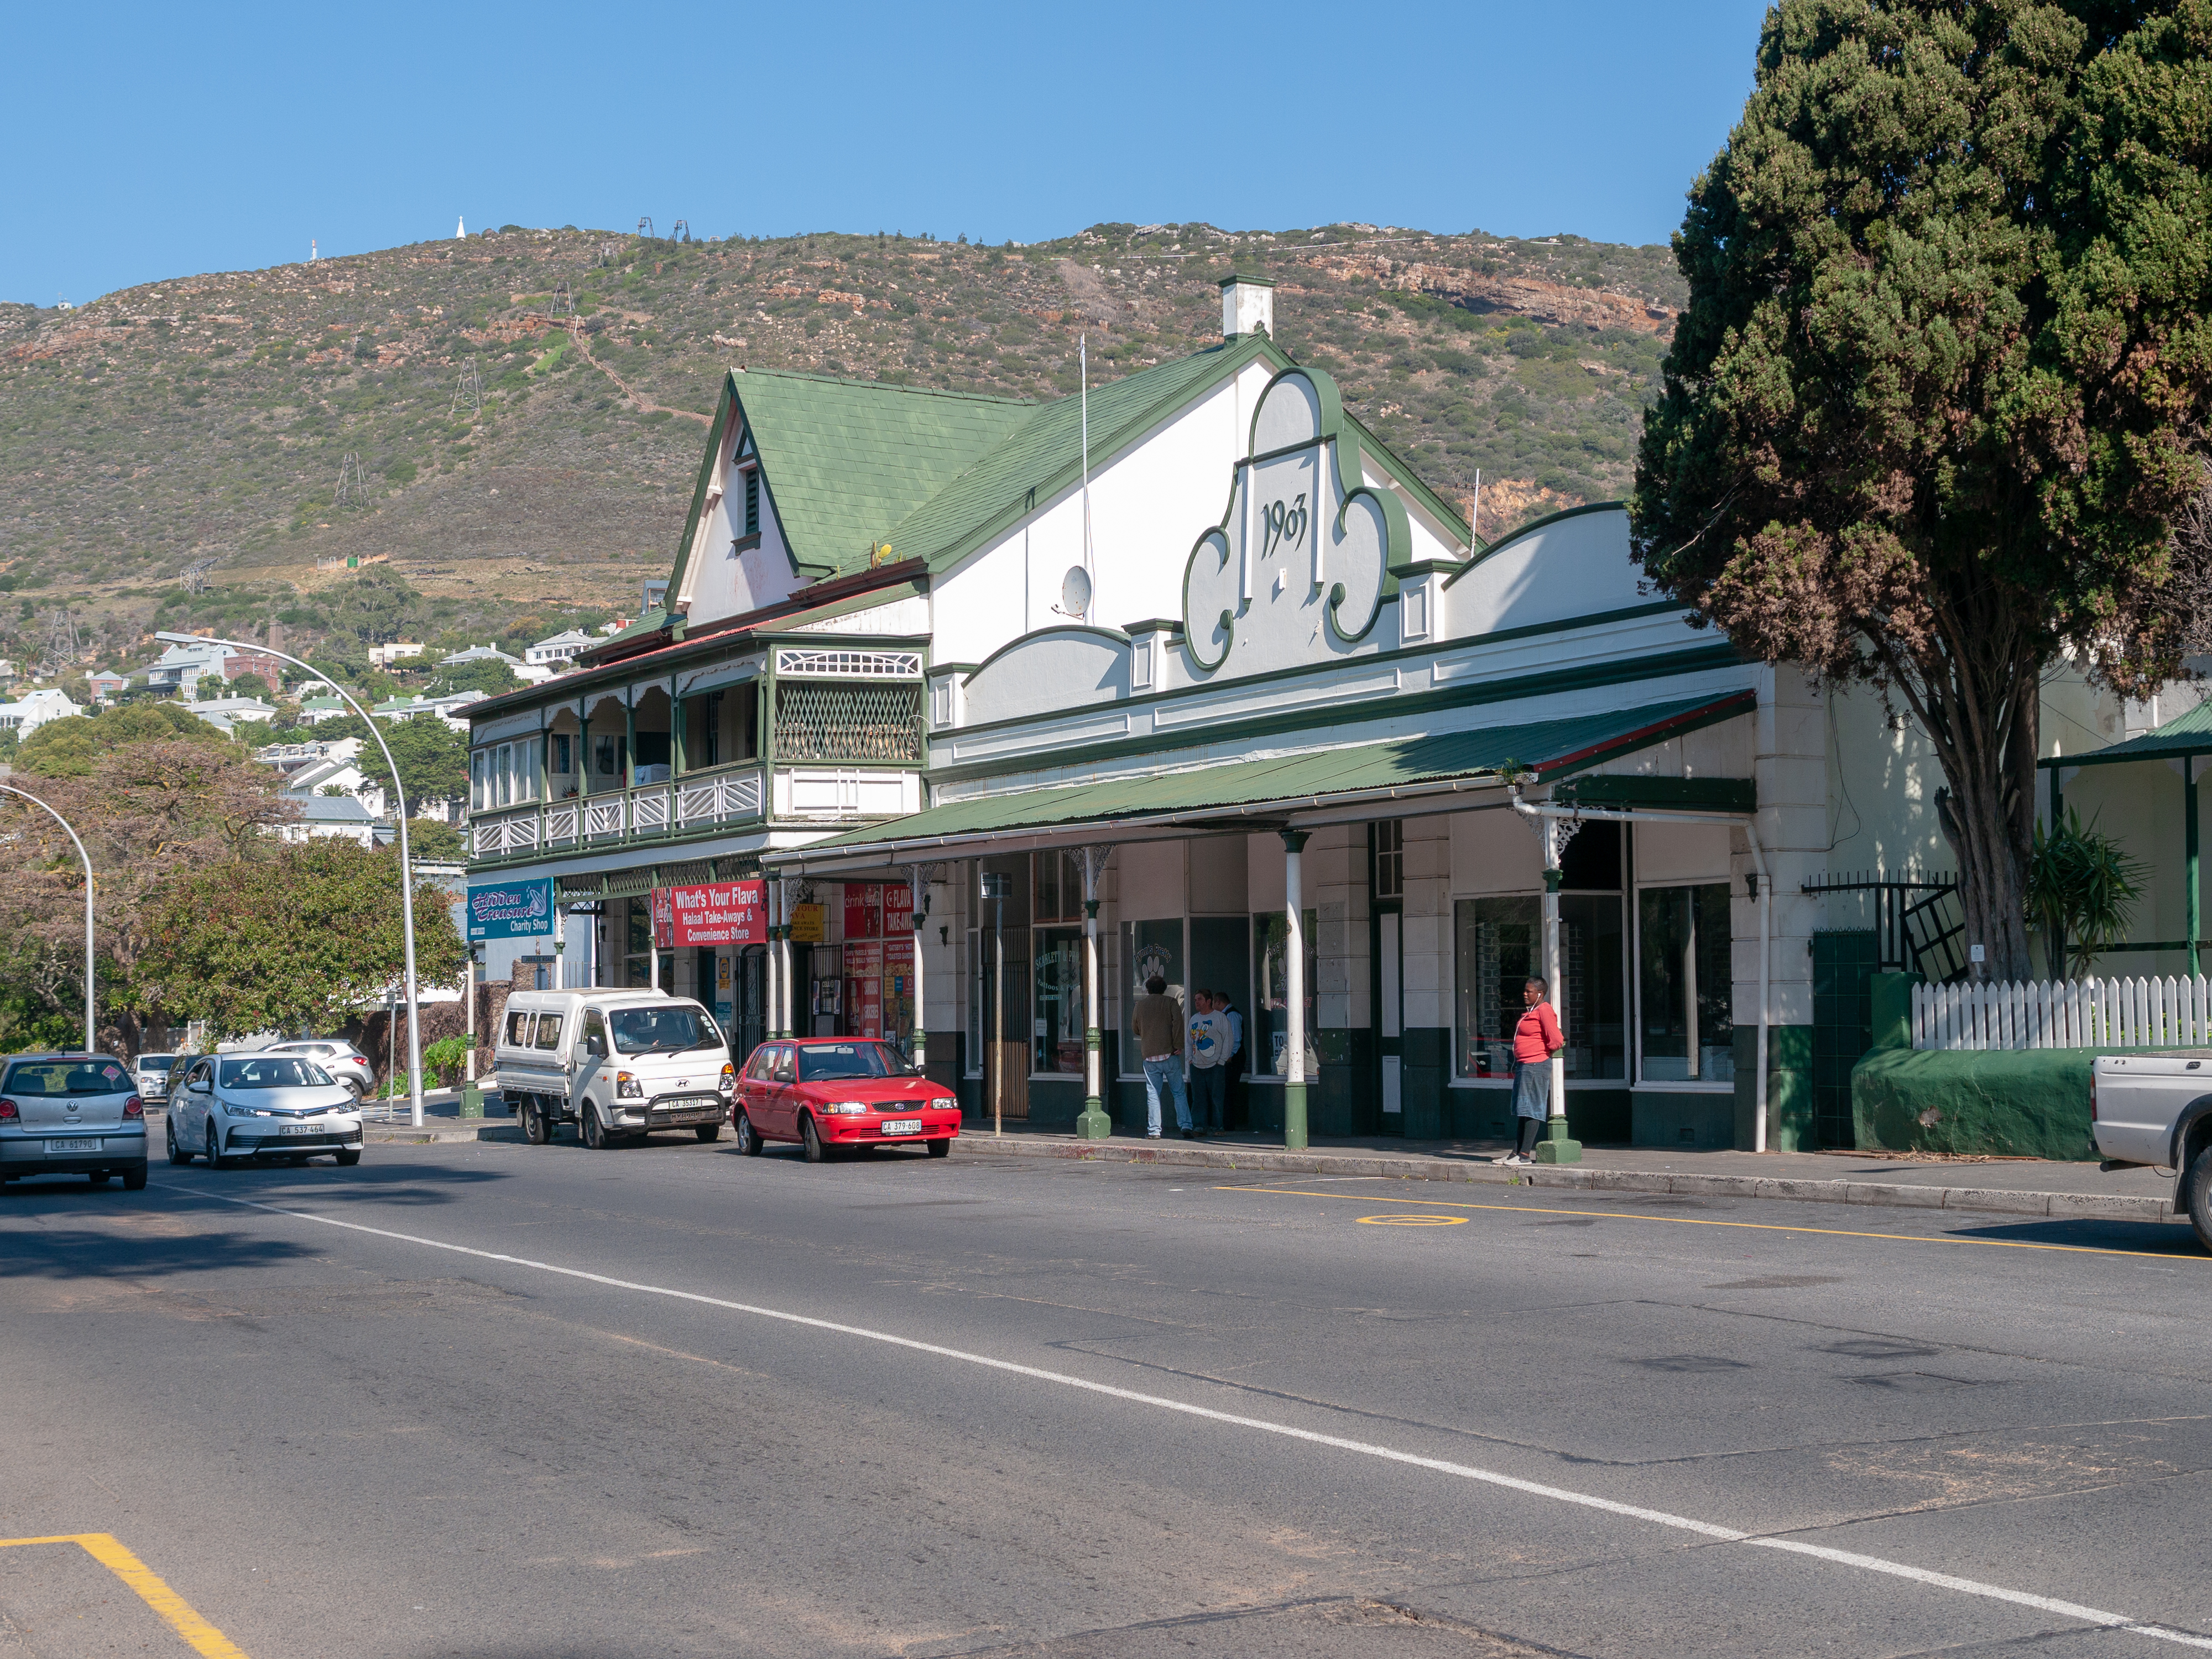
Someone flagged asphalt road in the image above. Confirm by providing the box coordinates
[1,1126,2207,1659]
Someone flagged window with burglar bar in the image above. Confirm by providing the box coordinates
[773,681,925,763]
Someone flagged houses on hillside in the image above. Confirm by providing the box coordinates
[0,687,85,740]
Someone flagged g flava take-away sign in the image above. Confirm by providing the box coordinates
[650,880,767,948]
[467,879,554,942]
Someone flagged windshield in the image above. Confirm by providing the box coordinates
[4,1060,133,1097]
[606,1005,722,1056]
[138,1055,178,1073]
[219,1056,337,1090]
[797,1043,910,1082]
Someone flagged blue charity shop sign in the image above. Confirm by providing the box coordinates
[467,878,554,942]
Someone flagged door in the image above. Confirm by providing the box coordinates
[570,1009,609,1121]
[1378,907,1404,1130]
[736,945,768,1062]
[178,1060,214,1142]
[764,1044,799,1136]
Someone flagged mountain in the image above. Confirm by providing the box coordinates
[0,221,1684,671]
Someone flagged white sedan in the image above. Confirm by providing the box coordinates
[167,1054,364,1168]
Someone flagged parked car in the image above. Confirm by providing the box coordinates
[134,1052,181,1103]
[260,1039,374,1102]
[0,1053,148,1190]
[166,1053,364,1168]
[2091,1052,2212,1250]
[732,1038,961,1162]
[494,989,734,1149]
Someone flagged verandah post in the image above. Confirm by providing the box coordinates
[1076,845,1113,1140]
[1282,830,1310,1151]
[1533,817,1583,1163]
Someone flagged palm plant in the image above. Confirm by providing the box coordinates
[2025,809,2148,979]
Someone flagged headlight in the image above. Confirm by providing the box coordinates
[226,1100,272,1117]
[823,1100,871,1115]
[615,1072,644,1099]
[932,1097,958,1110]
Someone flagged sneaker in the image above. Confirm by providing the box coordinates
[1497,1154,1527,1166]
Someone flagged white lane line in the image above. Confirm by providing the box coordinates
[184,1187,2210,1648]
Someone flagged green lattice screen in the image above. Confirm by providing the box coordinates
[773,681,925,763]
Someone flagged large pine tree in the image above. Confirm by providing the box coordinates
[1634,1,2212,978]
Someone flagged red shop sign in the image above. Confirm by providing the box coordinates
[654,880,767,948]
[843,882,883,941]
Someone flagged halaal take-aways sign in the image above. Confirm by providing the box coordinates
[651,880,766,948]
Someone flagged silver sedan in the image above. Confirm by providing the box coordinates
[167,1054,364,1168]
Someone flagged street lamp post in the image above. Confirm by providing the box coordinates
[155,633,429,1127]
[0,784,96,1053]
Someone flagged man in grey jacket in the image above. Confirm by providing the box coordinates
[1131,975,1193,1139]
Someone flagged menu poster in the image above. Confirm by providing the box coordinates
[656,880,766,948]
[789,902,826,943]
[884,883,914,937]
[844,939,884,1039]
[843,883,883,941]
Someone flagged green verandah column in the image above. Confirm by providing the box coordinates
[1282,830,1310,1151]
[1076,845,1113,1140]
[1532,820,1582,1165]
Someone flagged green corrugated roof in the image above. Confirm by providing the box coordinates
[2042,697,2212,768]
[785,691,1755,860]
[881,340,1275,569]
[735,370,1032,573]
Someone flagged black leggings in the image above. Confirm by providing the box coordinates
[1515,1115,1543,1157]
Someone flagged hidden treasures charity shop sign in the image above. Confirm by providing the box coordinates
[467,878,555,941]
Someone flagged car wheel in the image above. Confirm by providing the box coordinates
[88,1171,111,1187]
[581,1101,606,1150]
[167,1118,192,1166]
[521,1097,550,1145]
[800,1114,826,1164]
[122,1164,148,1191]
[695,1123,722,1142]
[735,1111,763,1156]
[205,1123,226,1171]
[927,1138,952,1158]
[2187,1145,2212,1254]
[334,1149,361,1167]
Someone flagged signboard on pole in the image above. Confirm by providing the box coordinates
[789,901,826,943]
[467,879,554,942]
[652,880,767,948]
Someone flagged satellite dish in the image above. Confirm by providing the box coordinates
[1059,566,1093,617]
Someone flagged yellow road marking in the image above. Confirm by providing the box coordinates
[1358,1213,1469,1227]
[0,1534,248,1657]
[1219,1185,2203,1261]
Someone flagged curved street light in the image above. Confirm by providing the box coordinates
[0,782,96,1054]
[155,633,429,1126]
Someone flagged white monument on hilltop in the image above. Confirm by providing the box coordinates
[456,215,466,239]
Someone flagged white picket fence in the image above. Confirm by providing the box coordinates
[1912,975,2212,1052]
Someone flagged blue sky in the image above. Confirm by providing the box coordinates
[4,1,1772,307]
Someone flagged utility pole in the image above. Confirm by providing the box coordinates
[451,357,483,420]
[981,871,1011,1136]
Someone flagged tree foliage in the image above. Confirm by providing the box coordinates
[16,700,230,778]
[314,712,468,806]
[427,656,520,697]
[136,838,468,1042]
[1632,0,2212,978]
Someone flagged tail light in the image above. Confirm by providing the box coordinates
[0,1098,17,1121]
[719,1062,735,1091]
[124,1095,145,1118]
[2089,1071,2098,1122]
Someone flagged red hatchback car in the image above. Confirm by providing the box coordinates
[732,1038,962,1162]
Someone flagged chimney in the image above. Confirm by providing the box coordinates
[1219,273,1275,340]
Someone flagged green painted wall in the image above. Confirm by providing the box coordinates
[1733,1024,1815,1151]
[1400,1027,1450,1140]
[1851,1046,2100,1161]
[1633,1090,1734,1149]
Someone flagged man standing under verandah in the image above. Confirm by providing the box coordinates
[1133,974,1194,1140]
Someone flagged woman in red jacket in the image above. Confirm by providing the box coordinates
[1501,976,1562,1166]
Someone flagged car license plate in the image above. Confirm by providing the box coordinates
[281,1123,329,1136]
[47,1138,99,1154]
[880,1119,922,1136]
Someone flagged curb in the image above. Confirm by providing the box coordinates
[947,1136,2183,1224]
[365,1121,525,1145]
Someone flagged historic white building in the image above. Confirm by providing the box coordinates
[465,276,1989,1152]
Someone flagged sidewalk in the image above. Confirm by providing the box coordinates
[946,1120,2189,1226]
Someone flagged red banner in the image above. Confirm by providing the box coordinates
[653,880,766,948]
[844,939,884,1039]
[884,882,914,937]
[843,882,882,941]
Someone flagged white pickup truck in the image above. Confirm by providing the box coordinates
[2091,1053,2212,1249]
[494,989,734,1149]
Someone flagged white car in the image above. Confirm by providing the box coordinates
[135,1052,182,1103]
[261,1039,375,1102]
[167,1053,364,1168]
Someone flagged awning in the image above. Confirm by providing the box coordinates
[772,689,1756,872]
[2041,698,2212,768]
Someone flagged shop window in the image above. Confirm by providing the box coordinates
[1255,909,1318,1079]
[1638,883,1734,1082]
[1118,920,1185,1077]
[1033,849,1087,922]
[1034,926,1086,1073]
[1373,820,1404,899]
[1454,895,1625,1080]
